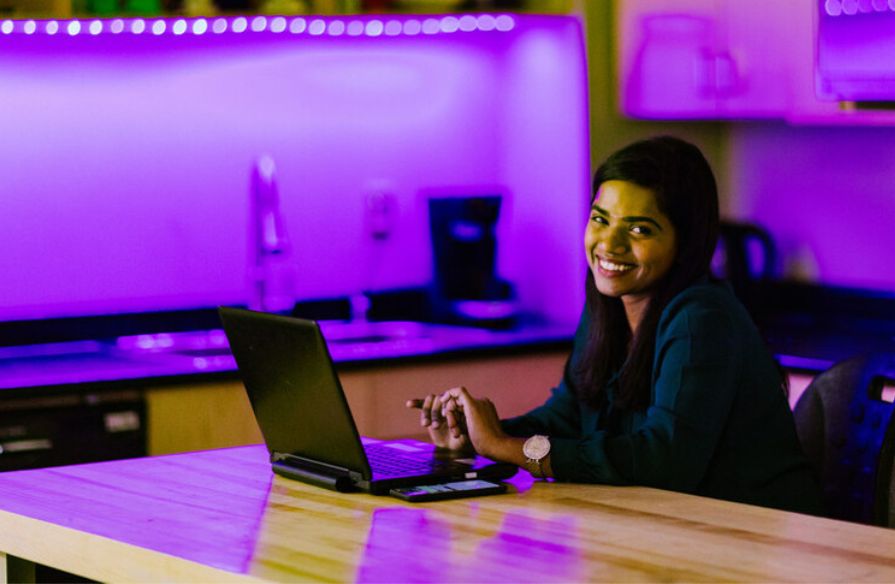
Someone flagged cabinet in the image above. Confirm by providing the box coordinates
[616,0,836,121]
[0,390,145,471]
[617,0,801,119]
[616,0,895,125]
[145,349,568,455]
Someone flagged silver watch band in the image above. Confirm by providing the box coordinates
[532,457,544,478]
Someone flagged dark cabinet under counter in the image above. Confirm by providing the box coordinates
[0,389,145,472]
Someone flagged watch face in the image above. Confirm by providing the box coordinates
[523,435,550,460]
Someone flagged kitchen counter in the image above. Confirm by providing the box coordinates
[3,281,894,394]
[749,281,895,372]
[0,320,576,393]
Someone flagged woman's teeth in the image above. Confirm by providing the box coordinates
[599,258,633,272]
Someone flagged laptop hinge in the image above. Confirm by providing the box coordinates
[271,452,359,492]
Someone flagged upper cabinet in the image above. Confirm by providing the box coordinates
[616,0,895,124]
[616,0,798,119]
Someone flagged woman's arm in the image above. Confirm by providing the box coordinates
[549,300,740,488]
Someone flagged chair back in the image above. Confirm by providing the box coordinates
[793,352,895,527]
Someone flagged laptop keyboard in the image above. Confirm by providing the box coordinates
[365,443,457,478]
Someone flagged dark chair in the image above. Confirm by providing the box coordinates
[793,352,895,527]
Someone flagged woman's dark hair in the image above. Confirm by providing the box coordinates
[574,136,720,411]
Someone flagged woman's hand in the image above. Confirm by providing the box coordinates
[405,394,472,453]
[439,386,511,461]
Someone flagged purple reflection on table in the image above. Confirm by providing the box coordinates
[356,501,582,583]
[356,507,452,582]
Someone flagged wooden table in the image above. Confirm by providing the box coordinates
[1,445,894,583]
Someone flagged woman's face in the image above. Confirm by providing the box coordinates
[584,180,678,308]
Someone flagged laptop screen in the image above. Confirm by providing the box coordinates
[219,307,371,478]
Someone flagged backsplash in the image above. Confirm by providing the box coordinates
[0,15,589,328]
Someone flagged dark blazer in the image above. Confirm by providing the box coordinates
[503,280,823,515]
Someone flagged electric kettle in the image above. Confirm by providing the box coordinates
[713,221,777,301]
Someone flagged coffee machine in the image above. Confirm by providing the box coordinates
[428,194,516,328]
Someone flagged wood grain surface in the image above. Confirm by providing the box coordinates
[0,445,893,583]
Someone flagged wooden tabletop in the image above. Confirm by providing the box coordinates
[0,445,894,583]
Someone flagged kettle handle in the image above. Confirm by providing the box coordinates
[717,221,777,282]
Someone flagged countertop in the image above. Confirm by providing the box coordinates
[748,281,895,372]
[0,320,576,393]
[2,281,894,394]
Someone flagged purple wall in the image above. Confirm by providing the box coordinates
[0,15,589,327]
[730,123,895,291]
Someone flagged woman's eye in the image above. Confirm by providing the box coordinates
[631,225,652,235]
[590,215,608,225]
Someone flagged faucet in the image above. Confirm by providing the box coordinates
[248,155,294,312]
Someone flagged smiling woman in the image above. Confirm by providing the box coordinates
[410,136,824,517]
[585,179,677,329]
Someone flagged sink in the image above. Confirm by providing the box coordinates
[112,321,433,360]
[318,320,429,345]
[111,318,508,368]
[115,330,232,357]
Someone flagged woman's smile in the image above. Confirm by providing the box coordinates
[595,256,636,275]
[584,180,678,326]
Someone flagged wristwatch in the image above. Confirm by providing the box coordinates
[523,435,551,479]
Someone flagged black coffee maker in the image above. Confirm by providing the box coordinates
[428,195,516,328]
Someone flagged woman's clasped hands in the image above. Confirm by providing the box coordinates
[406,387,508,459]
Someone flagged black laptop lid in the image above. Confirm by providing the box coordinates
[219,307,372,479]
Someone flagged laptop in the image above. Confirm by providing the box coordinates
[218,307,517,495]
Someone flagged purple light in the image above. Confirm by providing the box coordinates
[458,15,477,32]
[440,16,459,33]
[308,19,325,35]
[0,14,519,38]
[842,0,859,14]
[365,20,383,37]
[858,0,873,11]
[270,17,286,33]
[873,0,888,11]
[403,19,421,35]
[422,18,440,35]
[495,15,514,31]
[250,16,266,33]
[289,17,306,34]
[825,0,842,16]
[347,20,364,36]
[477,14,497,31]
